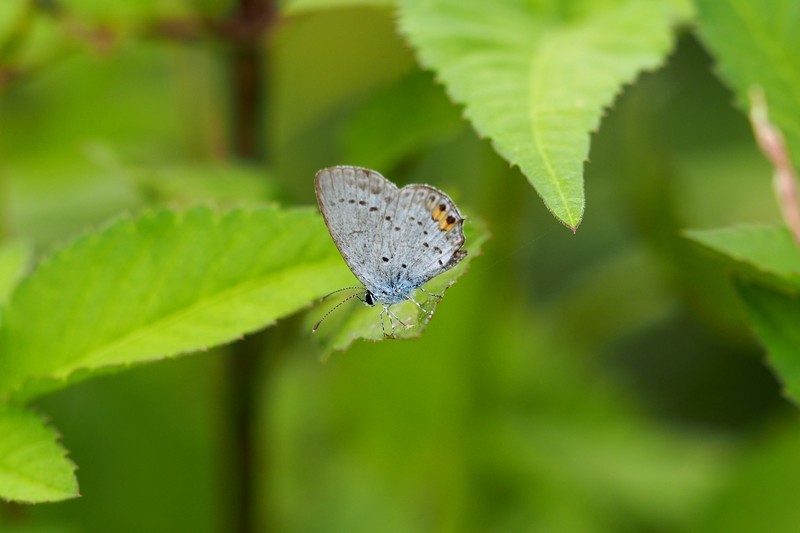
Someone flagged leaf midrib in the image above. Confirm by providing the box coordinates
[12,256,342,392]
[530,28,577,226]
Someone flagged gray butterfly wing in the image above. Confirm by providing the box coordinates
[388,184,467,287]
[315,166,467,296]
[315,166,398,291]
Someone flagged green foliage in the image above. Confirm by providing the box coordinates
[696,0,800,164]
[736,281,800,404]
[686,225,800,290]
[398,0,689,230]
[0,206,353,403]
[271,280,728,532]
[0,404,77,503]
[1,0,800,529]
[688,0,800,421]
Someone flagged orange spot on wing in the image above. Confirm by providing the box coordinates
[439,217,454,231]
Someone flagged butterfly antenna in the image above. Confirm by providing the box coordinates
[312,292,365,333]
[319,286,364,302]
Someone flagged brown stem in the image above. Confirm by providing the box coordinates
[227,333,264,533]
[224,1,277,532]
[225,0,276,162]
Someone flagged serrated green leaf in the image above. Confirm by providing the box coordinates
[312,216,488,353]
[0,241,31,307]
[398,0,687,230]
[0,404,78,503]
[685,225,800,289]
[0,206,354,401]
[735,280,800,404]
[696,0,800,166]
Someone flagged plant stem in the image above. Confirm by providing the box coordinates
[223,1,276,532]
[228,334,264,533]
[226,0,275,161]
[749,87,800,248]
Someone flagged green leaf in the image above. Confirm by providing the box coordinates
[0,206,354,401]
[685,225,800,289]
[398,0,688,230]
[695,0,800,166]
[312,216,489,352]
[0,241,31,307]
[735,280,800,404]
[0,404,78,503]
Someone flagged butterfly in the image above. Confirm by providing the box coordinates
[313,166,467,336]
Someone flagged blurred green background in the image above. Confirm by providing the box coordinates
[1,1,798,532]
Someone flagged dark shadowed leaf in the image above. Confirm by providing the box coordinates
[736,280,800,404]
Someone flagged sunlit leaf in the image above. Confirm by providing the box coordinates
[0,404,78,503]
[736,280,800,404]
[398,0,689,230]
[0,206,353,401]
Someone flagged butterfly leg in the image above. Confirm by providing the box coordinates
[380,305,400,338]
[418,287,444,300]
[378,306,389,338]
[385,306,408,336]
[407,296,434,320]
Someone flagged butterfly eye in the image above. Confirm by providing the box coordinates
[364,291,376,306]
